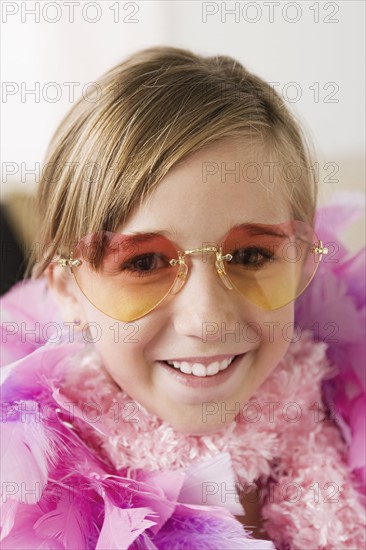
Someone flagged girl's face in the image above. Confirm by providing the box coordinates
[53,139,295,435]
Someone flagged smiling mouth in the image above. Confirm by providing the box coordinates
[161,355,240,377]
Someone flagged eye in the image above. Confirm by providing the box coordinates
[120,253,171,276]
[230,247,274,270]
[127,254,157,271]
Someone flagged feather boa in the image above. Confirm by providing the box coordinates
[0,336,274,549]
[1,324,365,548]
[295,190,366,495]
[1,191,365,549]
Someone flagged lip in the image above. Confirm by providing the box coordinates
[157,353,245,388]
[160,354,237,367]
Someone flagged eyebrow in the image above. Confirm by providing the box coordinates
[231,223,289,238]
[123,230,175,242]
[125,223,289,241]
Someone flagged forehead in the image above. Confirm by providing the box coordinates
[122,139,291,242]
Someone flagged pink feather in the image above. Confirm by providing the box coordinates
[95,498,157,549]
[0,503,63,549]
[179,452,244,516]
[349,394,366,472]
[1,413,55,504]
[33,489,94,550]
[0,499,19,541]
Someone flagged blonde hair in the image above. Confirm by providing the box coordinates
[31,45,317,278]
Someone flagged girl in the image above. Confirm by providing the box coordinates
[1,46,365,549]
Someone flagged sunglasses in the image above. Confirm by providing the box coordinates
[58,221,328,322]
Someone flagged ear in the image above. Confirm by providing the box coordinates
[46,261,87,326]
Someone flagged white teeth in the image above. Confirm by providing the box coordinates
[206,361,220,376]
[180,362,192,374]
[192,364,207,377]
[166,356,236,377]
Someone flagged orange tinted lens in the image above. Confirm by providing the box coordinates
[72,232,180,321]
[222,221,321,309]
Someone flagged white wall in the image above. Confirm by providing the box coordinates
[1,1,365,249]
[1,0,171,194]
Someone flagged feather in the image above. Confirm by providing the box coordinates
[0,499,19,541]
[1,414,55,504]
[0,503,64,549]
[130,531,159,549]
[95,498,157,550]
[179,452,244,516]
[100,472,180,536]
[33,487,94,550]
[349,394,366,471]
[51,386,113,437]
[153,512,276,549]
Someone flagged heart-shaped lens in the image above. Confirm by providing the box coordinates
[72,232,181,321]
[222,221,321,309]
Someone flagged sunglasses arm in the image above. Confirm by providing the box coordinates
[311,240,329,260]
[58,254,82,268]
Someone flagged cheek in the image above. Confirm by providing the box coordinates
[248,302,295,384]
[79,298,159,388]
[258,300,295,346]
[90,324,146,391]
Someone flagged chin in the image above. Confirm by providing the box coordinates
[146,398,236,436]
[184,424,228,436]
[167,416,230,436]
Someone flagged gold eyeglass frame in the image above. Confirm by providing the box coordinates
[58,239,329,304]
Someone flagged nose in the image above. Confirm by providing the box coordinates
[170,255,242,341]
